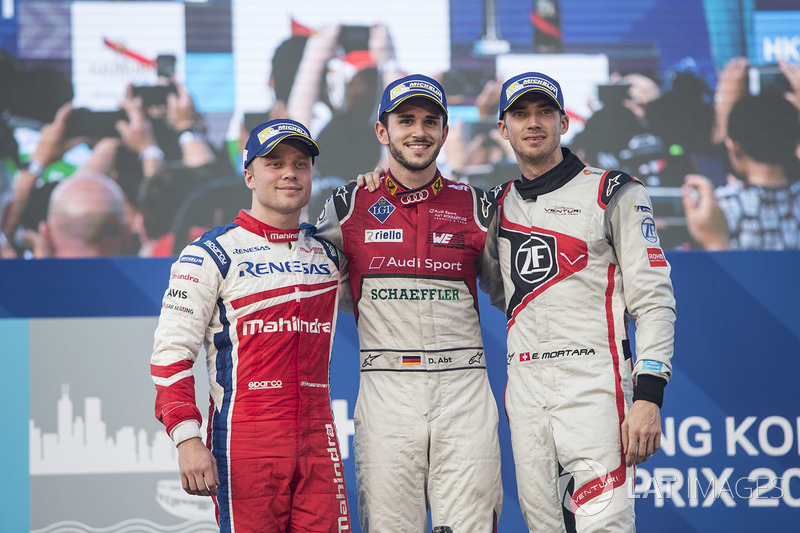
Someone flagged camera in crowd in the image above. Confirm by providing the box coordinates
[132,54,177,107]
[748,64,791,95]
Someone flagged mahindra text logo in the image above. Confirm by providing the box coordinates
[400,190,429,204]
[242,317,332,335]
[170,273,199,283]
[515,233,557,285]
[248,380,282,390]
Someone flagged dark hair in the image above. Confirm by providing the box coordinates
[727,93,800,165]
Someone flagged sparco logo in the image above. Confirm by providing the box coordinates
[248,380,282,390]
[515,233,558,285]
[400,190,429,204]
[202,239,227,265]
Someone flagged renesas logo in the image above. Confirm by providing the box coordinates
[430,232,465,249]
[515,232,558,286]
[248,380,282,390]
[166,288,187,299]
[202,239,227,265]
[369,197,395,223]
[239,261,331,277]
[365,229,403,243]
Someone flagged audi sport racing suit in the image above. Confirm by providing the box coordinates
[483,149,676,532]
[315,171,503,532]
[151,210,351,532]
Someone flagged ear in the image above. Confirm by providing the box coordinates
[561,112,570,135]
[441,123,449,143]
[375,121,389,146]
[243,167,256,190]
[497,119,509,140]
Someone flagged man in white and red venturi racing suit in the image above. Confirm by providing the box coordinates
[151,119,351,532]
[482,72,676,532]
[315,74,503,532]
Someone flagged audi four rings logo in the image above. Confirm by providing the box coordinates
[249,380,283,390]
[400,190,429,204]
[515,234,557,284]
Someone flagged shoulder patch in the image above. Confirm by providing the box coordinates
[331,181,358,220]
[597,171,639,209]
[190,224,235,278]
[472,186,497,227]
[490,180,516,206]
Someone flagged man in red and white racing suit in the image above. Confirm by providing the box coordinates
[151,119,351,532]
[315,74,502,532]
[483,72,676,532]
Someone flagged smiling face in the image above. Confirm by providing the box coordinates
[243,138,313,227]
[376,98,449,181]
[498,93,569,178]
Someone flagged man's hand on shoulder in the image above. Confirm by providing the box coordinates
[353,167,385,192]
[177,437,220,496]
[621,400,662,467]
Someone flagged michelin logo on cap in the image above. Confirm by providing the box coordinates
[505,77,559,100]
[390,80,443,102]
[257,123,309,145]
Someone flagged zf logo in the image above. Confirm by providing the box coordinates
[641,217,658,243]
[515,233,557,285]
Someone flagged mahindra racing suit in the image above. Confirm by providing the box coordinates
[151,210,351,533]
[482,149,676,532]
[315,171,503,532]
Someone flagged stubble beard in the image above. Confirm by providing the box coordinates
[387,134,441,173]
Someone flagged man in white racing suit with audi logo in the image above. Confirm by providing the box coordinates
[315,74,503,532]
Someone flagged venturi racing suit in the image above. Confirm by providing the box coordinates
[483,149,676,532]
[151,210,351,532]
[316,171,503,532]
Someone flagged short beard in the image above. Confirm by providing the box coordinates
[387,134,441,172]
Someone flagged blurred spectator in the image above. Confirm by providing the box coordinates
[682,92,800,250]
[35,172,132,258]
[315,66,382,180]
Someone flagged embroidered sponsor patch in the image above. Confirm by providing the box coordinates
[642,360,664,372]
[647,247,668,267]
[179,255,204,265]
[368,197,395,223]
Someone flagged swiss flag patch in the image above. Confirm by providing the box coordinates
[647,248,668,267]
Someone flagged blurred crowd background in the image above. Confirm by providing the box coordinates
[1,0,798,259]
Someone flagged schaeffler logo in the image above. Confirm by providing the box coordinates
[515,233,557,285]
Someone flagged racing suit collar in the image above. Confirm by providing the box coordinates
[234,210,300,242]
[384,169,445,204]
[516,148,586,200]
